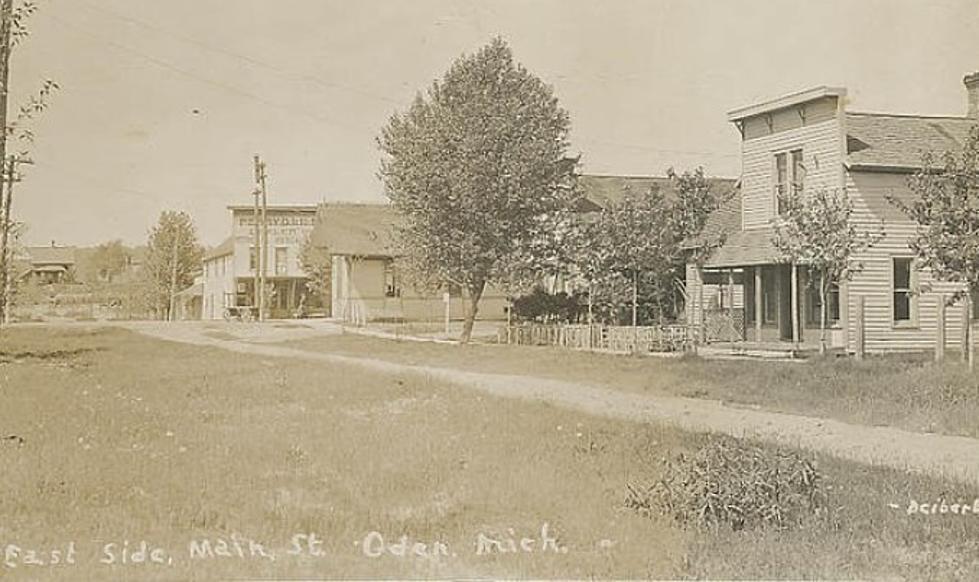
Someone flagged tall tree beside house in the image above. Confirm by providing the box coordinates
[298,232,330,310]
[772,189,883,354]
[892,124,979,354]
[378,37,579,343]
[143,211,202,321]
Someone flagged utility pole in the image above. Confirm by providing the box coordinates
[168,226,181,321]
[0,0,15,327]
[253,155,269,322]
[0,0,12,184]
[0,154,29,324]
[252,186,260,318]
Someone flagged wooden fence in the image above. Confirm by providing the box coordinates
[500,323,693,353]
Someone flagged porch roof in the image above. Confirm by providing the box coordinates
[702,228,780,268]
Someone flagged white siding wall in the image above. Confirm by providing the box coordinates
[740,97,843,230]
[201,254,234,320]
[846,170,969,352]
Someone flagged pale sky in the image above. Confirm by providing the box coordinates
[11,0,979,247]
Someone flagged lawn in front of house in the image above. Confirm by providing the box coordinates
[2,326,979,580]
[287,332,979,439]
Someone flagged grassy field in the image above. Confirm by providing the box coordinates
[288,332,979,439]
[1,326,978,580]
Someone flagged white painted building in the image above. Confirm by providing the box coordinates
[201,204,320,319]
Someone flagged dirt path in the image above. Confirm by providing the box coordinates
[130,322,979,487]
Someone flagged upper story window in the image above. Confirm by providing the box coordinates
[249,246,258,271]
[275,247,288,276]
[774,148,804,215]
[791,149,805,196]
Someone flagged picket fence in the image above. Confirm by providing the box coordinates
[500,323,692,354]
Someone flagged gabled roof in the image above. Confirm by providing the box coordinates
[309,203,401,257]
[174,282,203,297]
[204,237,234,261]
[26,246,76,266]
[578,174,739,211]
[846,112,977,171]
[578,175,673,211]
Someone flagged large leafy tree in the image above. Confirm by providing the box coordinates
[773,189,882,354]
[143,211,202,321]
[379,37,578,343]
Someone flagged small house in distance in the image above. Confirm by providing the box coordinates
[21,244,77,285]
[309,203,508,324]
[688,72,979,352]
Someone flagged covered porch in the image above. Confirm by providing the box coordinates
[698,263,844,345]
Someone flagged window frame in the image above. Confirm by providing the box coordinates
[891,257,918,328]
[773,148,804,216]
[274,246,288,276]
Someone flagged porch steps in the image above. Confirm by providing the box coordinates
[697,343,807,360]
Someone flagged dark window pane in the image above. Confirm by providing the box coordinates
[828,287,840,321]
[791,150,804,194]
[894,292,910,321]
[763,268,777,324]
[894,258,911,289]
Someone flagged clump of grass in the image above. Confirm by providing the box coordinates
[627,434,827,532]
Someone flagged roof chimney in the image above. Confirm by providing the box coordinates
[966,72,979,118]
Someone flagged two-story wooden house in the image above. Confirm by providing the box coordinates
[687,72,979,352]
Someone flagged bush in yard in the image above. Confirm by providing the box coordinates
[626,434,827,531]
[511,287,583,323]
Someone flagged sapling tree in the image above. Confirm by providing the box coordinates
[891,124,979,364]
[773,189,882,354]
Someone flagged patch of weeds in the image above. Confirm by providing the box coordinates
[572,425,609,457]
[627,434,828,532]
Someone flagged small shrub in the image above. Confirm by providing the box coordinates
[627,434,827,531]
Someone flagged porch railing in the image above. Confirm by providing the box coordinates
[703,308,745,343]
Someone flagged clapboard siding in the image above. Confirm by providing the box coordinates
[846,170,969,352]
[740,106,843,230]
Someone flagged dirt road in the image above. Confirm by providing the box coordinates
[131,321,979,487]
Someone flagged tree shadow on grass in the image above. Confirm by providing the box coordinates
[0,347,107,365]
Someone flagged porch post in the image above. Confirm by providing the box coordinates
[727,269,736,343]
[754,266,763,341]
[790,263,800,345]
[697,266,705,345]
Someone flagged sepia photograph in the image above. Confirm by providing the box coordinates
[2,0,979,580]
